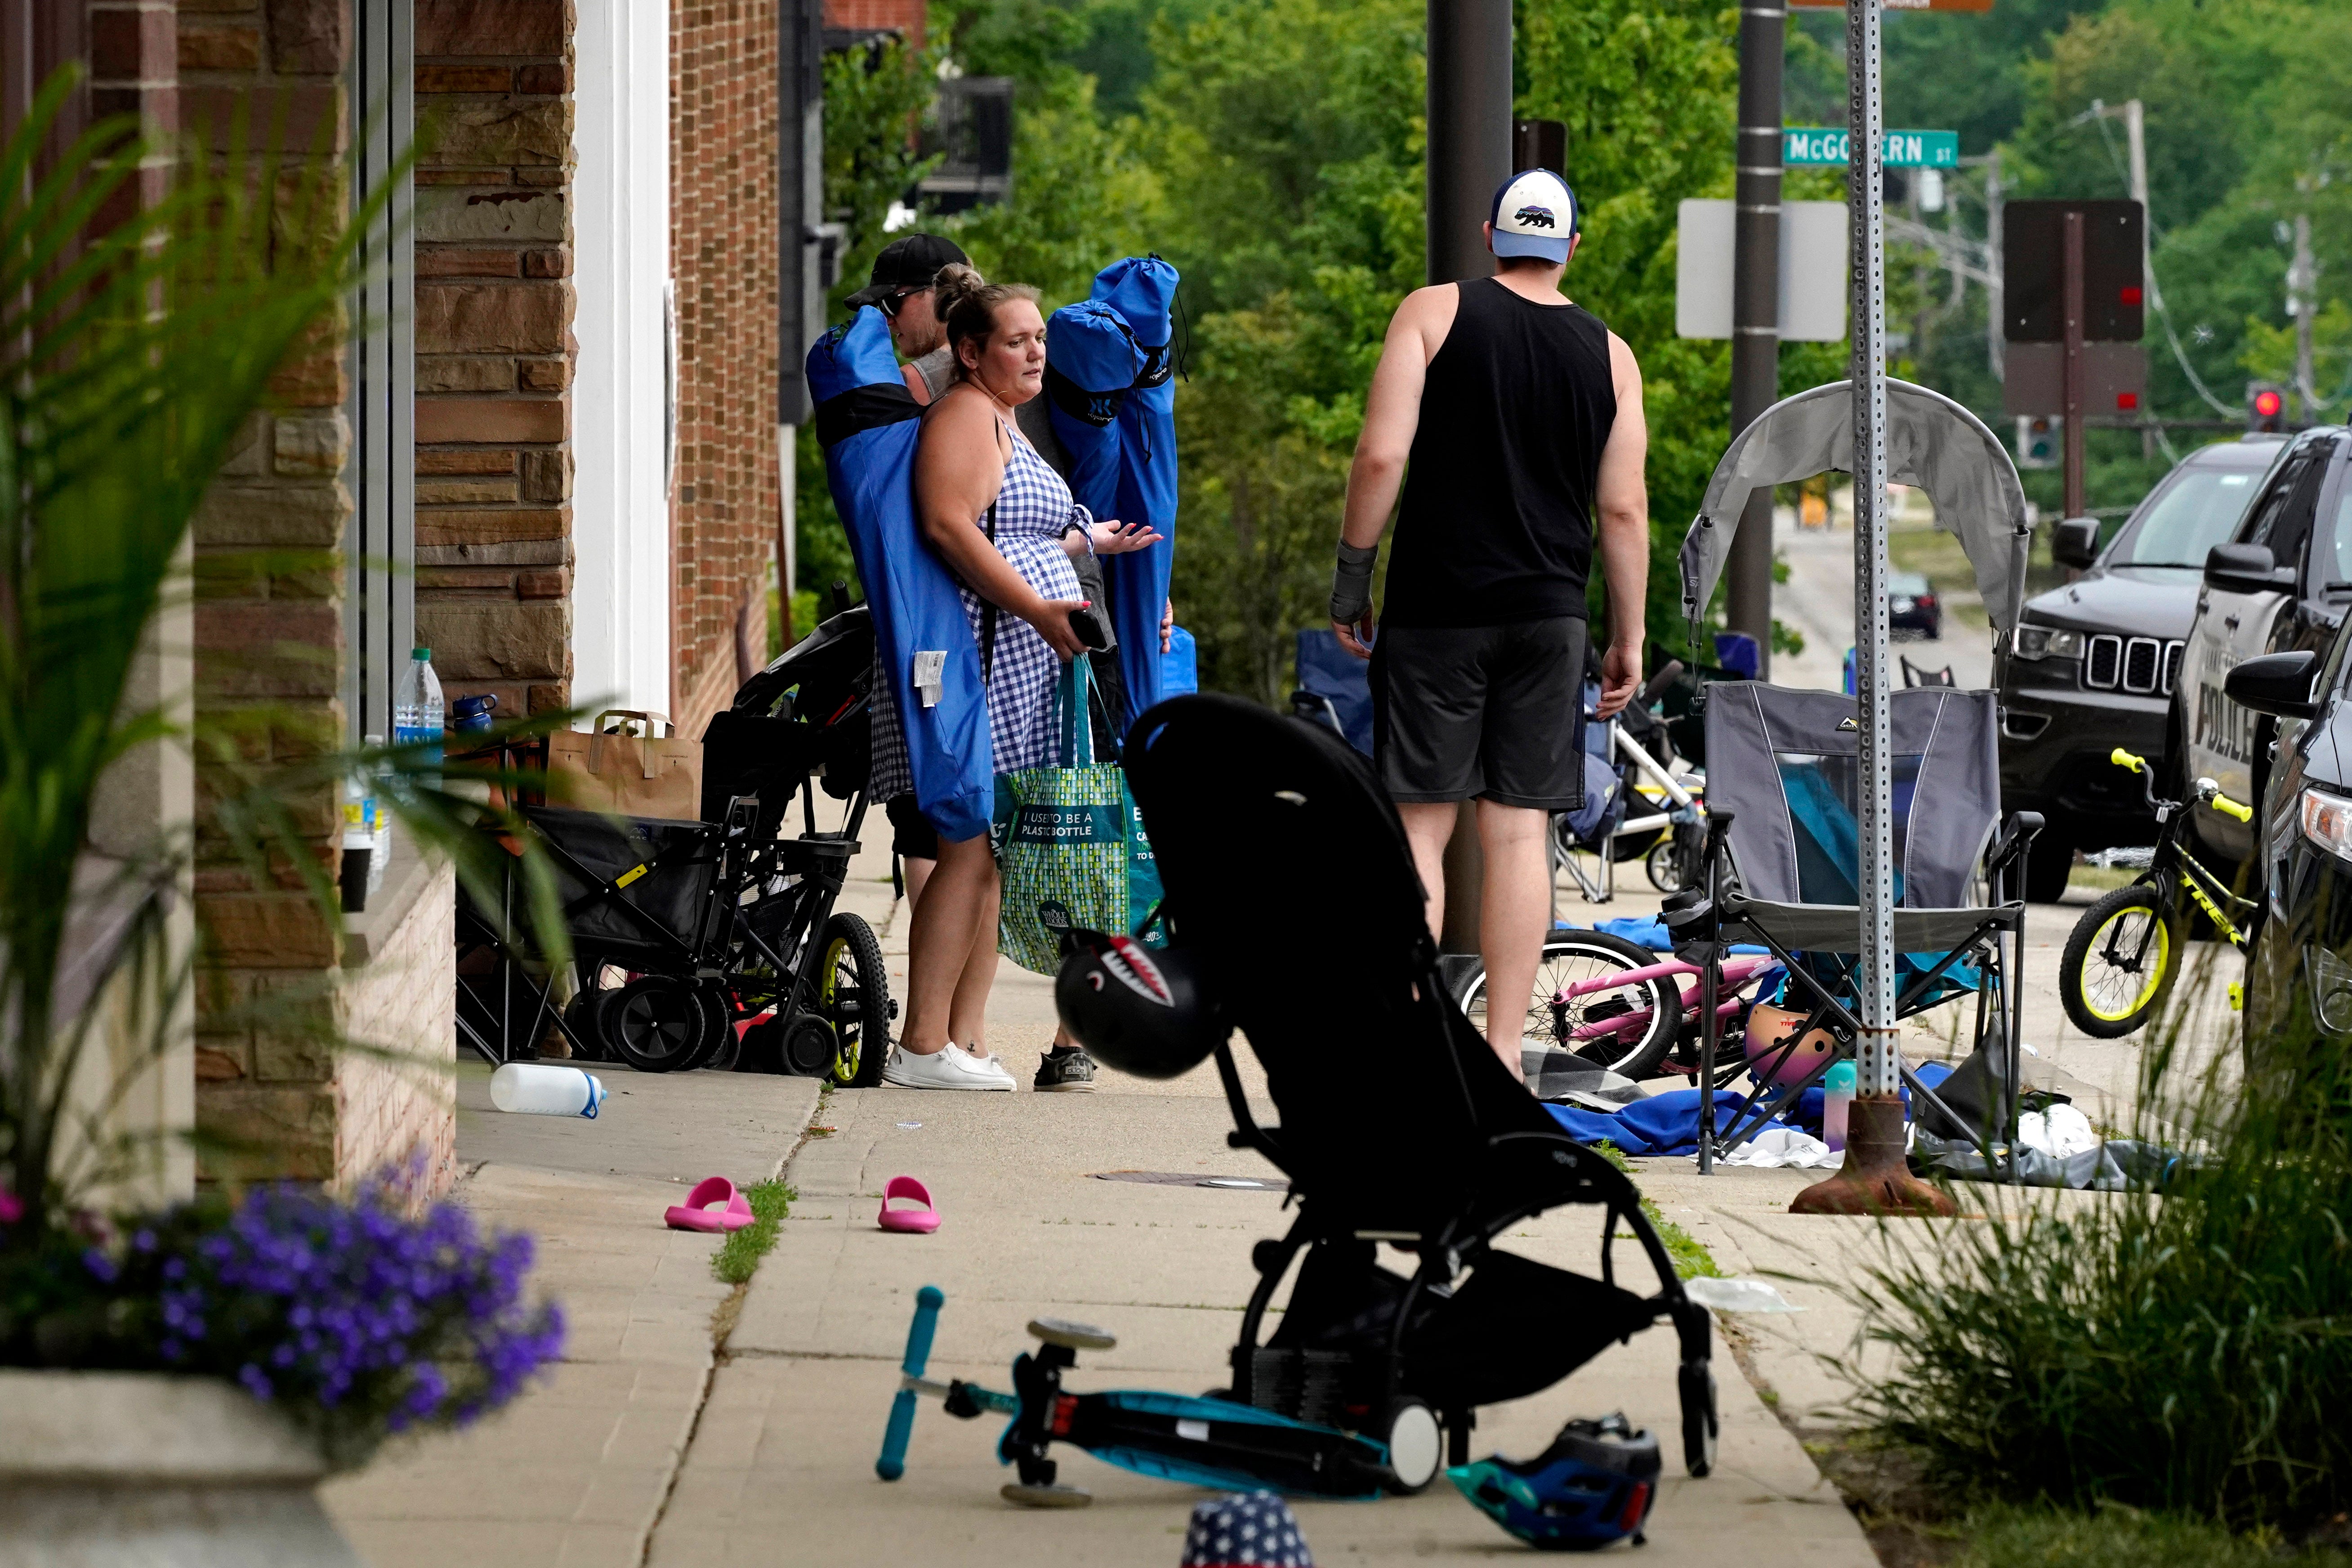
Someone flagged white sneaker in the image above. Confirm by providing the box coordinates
[882,1042,1015,1091]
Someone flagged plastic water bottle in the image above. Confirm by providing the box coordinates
[489,1062,607,1118]
[1822,1061,1857,1153]
[393,647,445,783]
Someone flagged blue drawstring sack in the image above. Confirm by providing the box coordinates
[807,308,992,841]
[1091,256,1182,719]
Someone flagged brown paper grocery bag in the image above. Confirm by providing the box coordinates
[546,710,702,821]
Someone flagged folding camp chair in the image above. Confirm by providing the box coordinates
[1662,683,2044,1172]
[1901,655,1955,688]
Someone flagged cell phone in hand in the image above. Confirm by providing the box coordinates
[1069,606,1112,651]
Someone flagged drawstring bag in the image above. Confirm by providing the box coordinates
[992,657,1165,976]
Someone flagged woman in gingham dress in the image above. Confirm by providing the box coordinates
[874,265,1160,1093]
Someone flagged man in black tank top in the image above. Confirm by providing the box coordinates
[1327,167,1651,1076]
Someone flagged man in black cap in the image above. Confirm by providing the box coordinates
[846,232,971,405]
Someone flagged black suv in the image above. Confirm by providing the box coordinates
[1996,436,2286,900]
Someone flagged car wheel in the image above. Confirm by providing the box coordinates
[2023,831,2074,903]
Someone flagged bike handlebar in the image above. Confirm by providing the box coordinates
[2108,749,2252,821]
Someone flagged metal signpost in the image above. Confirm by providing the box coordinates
[1789,0,1954,1219]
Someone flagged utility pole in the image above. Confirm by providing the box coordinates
[2290,207,2318,423]
[1425,0,1513,286]
[1726,0,1786,678]
[1984,147,2004,381]
[2062,211,2088,521]
[1425,0,1514,960]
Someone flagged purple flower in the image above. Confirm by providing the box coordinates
[238,1364,273,1401]
[82,1247,118,1283]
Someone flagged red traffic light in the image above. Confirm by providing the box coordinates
[2254,388,2285,419]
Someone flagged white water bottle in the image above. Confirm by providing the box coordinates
[393,647,445,784]
[490,1062,607,1118]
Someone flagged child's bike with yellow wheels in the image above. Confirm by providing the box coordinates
[2058,749,2257,1039]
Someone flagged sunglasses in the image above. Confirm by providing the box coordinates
[877,286,928,320]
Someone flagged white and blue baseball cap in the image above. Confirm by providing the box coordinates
[1488,168,1578,263]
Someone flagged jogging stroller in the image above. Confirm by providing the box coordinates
[1116,694,1718,1479]
[453,604,893,1083]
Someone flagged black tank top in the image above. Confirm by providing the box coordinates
[1382,278,1617,628]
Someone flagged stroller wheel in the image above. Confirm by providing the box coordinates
[1677,1359,1718,1478]
[604,976,711,1073]
[820,912,893,1087]
[1378,1398,1442,1494]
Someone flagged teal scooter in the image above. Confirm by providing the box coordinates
[875,1287,1437,1506]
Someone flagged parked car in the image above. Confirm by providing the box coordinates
[2172,426,2352,877]
[1996,435,2288,900]
[1888,571,1941,639]
[2224,639,2352,1064]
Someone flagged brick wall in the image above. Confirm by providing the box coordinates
[179,0,359,1187]
[823,0,921,45]
[179,0,459,1201]
[411,0,576,724]
[670,0,779,738]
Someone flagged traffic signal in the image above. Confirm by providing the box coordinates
[2015,415,2059,469]
[2248,381,2287,433]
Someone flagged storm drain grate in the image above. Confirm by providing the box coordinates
[1090,1170,1288,1190]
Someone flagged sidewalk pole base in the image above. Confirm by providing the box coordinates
[1789,1096,1955,1217]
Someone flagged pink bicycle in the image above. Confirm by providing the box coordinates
[1454,933,1782,1080]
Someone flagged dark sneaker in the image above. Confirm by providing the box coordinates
[1033,1045,1097,1092]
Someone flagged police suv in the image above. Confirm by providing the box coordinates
[2173,425,2352,874]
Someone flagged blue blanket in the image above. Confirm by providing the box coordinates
[1546,1060,1953,1156]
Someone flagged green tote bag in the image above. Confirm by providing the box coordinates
[992,657,1165,976]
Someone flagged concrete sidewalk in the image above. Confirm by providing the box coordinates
[325,815,2232,1568]
[320,1062,822,1568]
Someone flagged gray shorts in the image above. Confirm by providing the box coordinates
[1370,616,1586,809]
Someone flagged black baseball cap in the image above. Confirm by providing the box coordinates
[846,233,970,308]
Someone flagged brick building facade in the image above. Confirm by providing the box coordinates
[410,0,576,725]
[24,0,815,1202]
[669,0,780,737]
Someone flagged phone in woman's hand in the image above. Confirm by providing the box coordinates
[1069,605,1112,651]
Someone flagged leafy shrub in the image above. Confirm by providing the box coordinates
[1853,961,2352,1531]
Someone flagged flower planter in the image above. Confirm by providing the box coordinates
[0,1369,361,1567]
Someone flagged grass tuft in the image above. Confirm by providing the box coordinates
[1593,1141,1721,1279]
[713,1181,794,1286]
[1956,1504,2346,1568]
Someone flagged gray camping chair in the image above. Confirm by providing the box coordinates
[1663,684,2043,1168]
[1665,379,2043,1173]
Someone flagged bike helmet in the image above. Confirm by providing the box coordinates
[1447,1413,1660,1551]
[1054,930,1225,1079]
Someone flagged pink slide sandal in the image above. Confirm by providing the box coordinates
[877,1175,941,1234]
[665,1176,755,1233]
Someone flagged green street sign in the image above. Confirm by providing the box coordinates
[1784,129,1960,169]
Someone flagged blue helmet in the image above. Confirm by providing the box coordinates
[1447,1413,1661,1550]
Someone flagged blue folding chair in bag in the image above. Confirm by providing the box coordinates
[1290,629,1373,756]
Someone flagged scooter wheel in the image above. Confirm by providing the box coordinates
[1379,1397,1443,1494]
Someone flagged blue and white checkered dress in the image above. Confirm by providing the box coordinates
[870,423,1090,809]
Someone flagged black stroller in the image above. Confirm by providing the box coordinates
[1118,694,1718,1479]
[454,605,894,1083]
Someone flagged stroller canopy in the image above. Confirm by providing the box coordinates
[1678,379,2032,634]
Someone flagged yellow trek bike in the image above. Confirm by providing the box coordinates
[2058,749,2257,1039]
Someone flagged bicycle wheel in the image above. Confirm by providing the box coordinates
[2060,884,2180,1039]
[1456,930,1680,1079]
[821,912,894,1087]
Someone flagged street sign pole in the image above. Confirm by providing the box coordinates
[2063,210,2086,521]
[1726,0,1786,678]
[1790,0,1955,1219]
